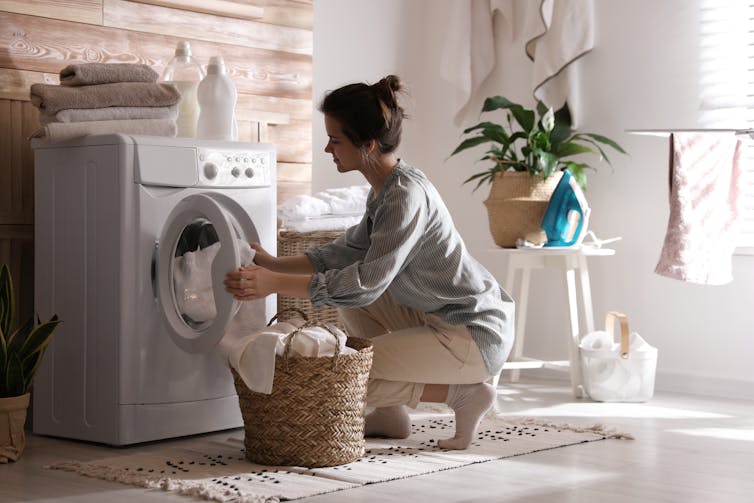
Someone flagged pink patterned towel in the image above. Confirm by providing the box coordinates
[655,132,744,285]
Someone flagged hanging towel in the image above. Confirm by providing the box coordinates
[30,82,181,114]
[440,0,515,124]
[59,63,159,86]
[523,0,594,124]
[655,132,744,285]
[38,104,179,126]
[30,118,177,142]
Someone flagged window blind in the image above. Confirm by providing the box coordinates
[699,0,754,253]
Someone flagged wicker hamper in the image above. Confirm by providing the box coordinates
[277,230,343,326]
[232,312,373,467]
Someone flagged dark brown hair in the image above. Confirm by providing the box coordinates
[319,75,406,154]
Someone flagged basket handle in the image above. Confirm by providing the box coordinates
[267,308,309,326]
[280,320,345,371]
[605,311,630,359]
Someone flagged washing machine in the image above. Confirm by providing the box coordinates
[31,134,276,445]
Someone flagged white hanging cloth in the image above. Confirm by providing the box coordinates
[524,0,595,123]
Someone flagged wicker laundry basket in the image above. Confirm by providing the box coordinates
[277,230,344,326]
[232,310,373,467]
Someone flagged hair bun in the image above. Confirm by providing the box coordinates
[374,75,401,109]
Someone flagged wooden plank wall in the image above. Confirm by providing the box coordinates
[0,0,312,322]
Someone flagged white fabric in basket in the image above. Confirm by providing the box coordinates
[218,317,355,395]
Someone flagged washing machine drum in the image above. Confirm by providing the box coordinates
[156,192,259,353]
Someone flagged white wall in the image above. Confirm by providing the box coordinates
[313,0,754,400]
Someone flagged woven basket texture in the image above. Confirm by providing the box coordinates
[483,171,563,248]
[277,230,344,326]
[232,334,373,467]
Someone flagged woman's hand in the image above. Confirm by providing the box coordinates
[225,265,276,301]
[250,243,277,269]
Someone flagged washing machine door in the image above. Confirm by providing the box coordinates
[156,192,259,353]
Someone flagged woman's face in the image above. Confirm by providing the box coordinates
[324,115,363,173]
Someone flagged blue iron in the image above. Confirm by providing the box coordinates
[541,170,591,247]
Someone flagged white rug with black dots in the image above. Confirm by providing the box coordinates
[47,413,631,503]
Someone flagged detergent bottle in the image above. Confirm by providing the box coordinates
[162,41,205,137]
[197,55,238,141]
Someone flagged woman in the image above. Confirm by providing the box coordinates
[225,75,514,450]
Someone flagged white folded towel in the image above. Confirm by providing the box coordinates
[278,185,370,222]
[282,215,362,233]
[31,118,177,142]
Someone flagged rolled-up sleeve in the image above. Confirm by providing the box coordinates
[308,182,428,307]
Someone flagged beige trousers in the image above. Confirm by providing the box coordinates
[338,292,493,408]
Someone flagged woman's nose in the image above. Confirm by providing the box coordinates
[324,142,332,153]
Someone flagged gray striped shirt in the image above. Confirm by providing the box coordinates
[306,160,514,375]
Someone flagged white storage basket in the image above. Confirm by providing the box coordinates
[579,311,658,402]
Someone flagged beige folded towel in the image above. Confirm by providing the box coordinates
[30,82,182,115]
[38,105,179,126]
[60,63,159,86]
[31,119,177,142]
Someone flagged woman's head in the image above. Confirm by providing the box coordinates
[319,75,406,156]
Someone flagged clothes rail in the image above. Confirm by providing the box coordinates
[625,128,754,137]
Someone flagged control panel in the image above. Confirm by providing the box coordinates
[197,147,272,188]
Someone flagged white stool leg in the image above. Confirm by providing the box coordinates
[562,261,584,398]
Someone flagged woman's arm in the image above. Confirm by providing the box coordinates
[250,243,314,274]
[225,266,312,300]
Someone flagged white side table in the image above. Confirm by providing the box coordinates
[492,247,615,397]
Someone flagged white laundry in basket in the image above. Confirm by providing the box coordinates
[579,312,658,402]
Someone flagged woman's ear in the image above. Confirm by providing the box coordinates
[364,139,377,154]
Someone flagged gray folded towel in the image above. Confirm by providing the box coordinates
[60,63,159,86]
[38,105,179,126]
[30,119,177,142]
[30,82,182,115]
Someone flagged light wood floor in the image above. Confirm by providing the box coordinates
[3,377,754,502]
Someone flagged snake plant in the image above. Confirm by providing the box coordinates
[449,96,627,191]
[0,264,61,398]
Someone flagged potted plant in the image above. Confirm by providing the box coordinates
[0,264,61,463]
[449,96,626,247]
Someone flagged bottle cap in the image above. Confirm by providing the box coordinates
[206,55,226,75]
[175,41,191,57]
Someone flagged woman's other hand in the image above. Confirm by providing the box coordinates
[225,265,275,300]
[250,243,276,269]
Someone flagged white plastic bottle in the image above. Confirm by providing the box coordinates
[197,55,238,141]
[162,41,205,137]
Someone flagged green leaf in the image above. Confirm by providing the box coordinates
[6,316,33,355]
[449,136,491,156]
[536,151,560,178]
[553,102,572,129]
[0,264,14,342]
[565,162,588,190]
[4,353,25,398]
[481,96,517,113]
[18,315,60,361]
[511,107,535,134]
[580,133,627,154]
[553,142,594,158]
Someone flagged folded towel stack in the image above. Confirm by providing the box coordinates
[30,63,182,142]
[278,185,371,232]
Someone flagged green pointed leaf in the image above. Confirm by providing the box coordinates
[536,151,560,178]
[481,96,517,113]
[553,142,594,158]
[449,136,490,157]
[4,353,25,397]
[18,316,60,360]
[580,133,627,153]
[7,316,33,355]
[0,264,14,341]
[565,162,588,190]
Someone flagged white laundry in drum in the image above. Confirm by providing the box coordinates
[172,240,255,323]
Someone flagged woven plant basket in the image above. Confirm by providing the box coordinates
[277,230,343,327]
[232,310,373,467]
[483,171,564,248]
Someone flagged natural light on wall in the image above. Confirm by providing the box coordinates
[699,0,754,253]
